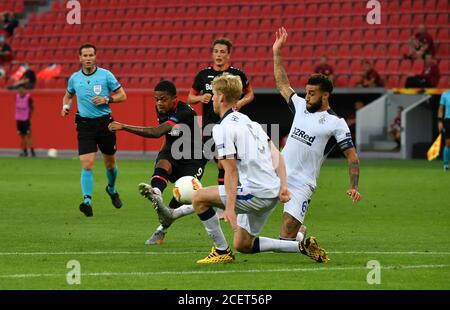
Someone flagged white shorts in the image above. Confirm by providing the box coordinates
[218,185,278,236]
[283,184,314,223]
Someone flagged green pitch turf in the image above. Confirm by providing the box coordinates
[0,157,449,290]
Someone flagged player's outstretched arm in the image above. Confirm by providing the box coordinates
[343,147,362,203]
[108,121,172,138]
[61,91,73,117]
[273,27,295,103]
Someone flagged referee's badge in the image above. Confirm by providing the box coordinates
[93,85,102,95]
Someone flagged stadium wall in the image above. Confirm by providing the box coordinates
[0,89,391,154]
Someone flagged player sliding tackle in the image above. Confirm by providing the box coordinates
[190,73,329,264]
[273,27,362,256]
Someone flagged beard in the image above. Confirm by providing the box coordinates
[306,96,323,113]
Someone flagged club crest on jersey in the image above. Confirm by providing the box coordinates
[93,85,102,95]
[319,115,327,124]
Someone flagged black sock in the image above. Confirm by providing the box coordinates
[169,197,182,209]
[216,248,230,255]
[251,237,260,253]
[217,169,225,185]
[151,168,169,193]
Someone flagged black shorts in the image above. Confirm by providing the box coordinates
[16,120,31,135]
[444,119,450,138]
[75,114,116,156]
[156,149,205,183]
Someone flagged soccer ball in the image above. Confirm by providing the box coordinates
[173,176,202,204]
[47,148,58,158]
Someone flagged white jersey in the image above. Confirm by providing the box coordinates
[282,93,354,190]
[213,109,280,198]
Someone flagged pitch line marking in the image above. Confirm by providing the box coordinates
[0,250,450,256]
[0,264,449,279]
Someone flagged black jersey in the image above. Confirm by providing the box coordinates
[191,66,250,129]
[157,100,202,163]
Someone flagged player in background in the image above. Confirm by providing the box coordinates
[62,43,127,217]
[273,28,362,255]
[191,73,328,264]
[108,80,205,244]
[15,84,35,157]
[187,38,254,218]
[438,88,450,171]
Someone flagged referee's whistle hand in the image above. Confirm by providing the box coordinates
[92,96,106,105]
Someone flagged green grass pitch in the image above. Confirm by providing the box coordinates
[0,157,449,290]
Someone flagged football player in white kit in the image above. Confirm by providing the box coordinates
[191,73,329,264]
[273,27,363,254]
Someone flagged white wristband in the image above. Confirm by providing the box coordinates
[63,104,71,111]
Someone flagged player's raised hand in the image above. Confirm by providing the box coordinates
[222,208,237,231]
[346,188,362,203]
[278,185,291,203]
[201,93,212,104]
[108,121,123,132]
[273,27,288,53]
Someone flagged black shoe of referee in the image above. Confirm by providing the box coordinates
[79,202,93,217]
[106,186,123,209]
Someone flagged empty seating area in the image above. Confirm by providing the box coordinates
[0,0,24,13]
[2,0,449,89]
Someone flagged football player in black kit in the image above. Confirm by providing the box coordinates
[187,38,254,217]
[109,80,204,244]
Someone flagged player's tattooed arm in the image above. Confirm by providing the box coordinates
[343,148,362,202]
[273,27,295,103]
[349,161,360,189]
[108,122,172,138]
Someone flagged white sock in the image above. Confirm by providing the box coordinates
[201,213,229,251]
[259,236,300,253]
[172,204,195,219]
[296,232,305,243]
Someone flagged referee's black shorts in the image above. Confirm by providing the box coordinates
[75,114,116,156]
[156,149,205,183]
[444,119,450,138]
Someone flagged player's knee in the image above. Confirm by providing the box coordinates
[191,190,206,212]
[81,160,94,170]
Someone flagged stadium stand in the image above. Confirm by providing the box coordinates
[1,0,449,89]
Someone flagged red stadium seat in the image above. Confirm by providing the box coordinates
[385,75,400,88]
[334,75,349,87]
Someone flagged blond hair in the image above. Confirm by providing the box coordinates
[212,73,243,104]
